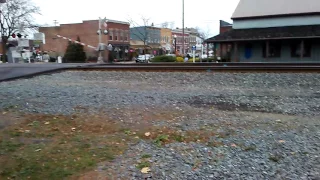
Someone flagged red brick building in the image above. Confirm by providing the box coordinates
[39,19,130,60]
[172,28,190,54]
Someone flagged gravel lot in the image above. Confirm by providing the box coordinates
[1,71,320,179]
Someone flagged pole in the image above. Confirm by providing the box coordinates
[97,17,103,63]
[182,0,185,56]
[201,43,204,62]
[174,37,177,54]
[193,48,195,63]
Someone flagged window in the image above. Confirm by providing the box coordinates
[120,31,124,41]
[109,31,113,41]
[115,36,118,41]
[262,42,281,58]
[291,41,311,57]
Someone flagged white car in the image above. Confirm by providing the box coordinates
[136,55,150,63]
[201,54,208,59]
[136,54,155,63]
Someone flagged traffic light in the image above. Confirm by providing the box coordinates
[11,33,16,38]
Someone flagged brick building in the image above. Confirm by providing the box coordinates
[172,28,190,54]
[39,19,130,60]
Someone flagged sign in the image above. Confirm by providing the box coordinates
[18,39,29,47]
[192,46,196,51]
[34,33,45,44]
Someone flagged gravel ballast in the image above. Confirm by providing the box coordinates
[0,71,320,179]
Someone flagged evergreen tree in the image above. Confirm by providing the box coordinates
[75,36,87,62]
[63,36,86,63]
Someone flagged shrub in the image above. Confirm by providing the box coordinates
[187,58,200,63]
[49,57,56,63]
[151,55,176,62]
[202,58,216,62]
[176,57,184,62]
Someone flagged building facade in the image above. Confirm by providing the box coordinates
[172,28,190,54]
[205,0,320,62]
[130,26,161,54]
[160,28,172,54]
[39,19,130,60]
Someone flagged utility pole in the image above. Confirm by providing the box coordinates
[182,0,185,56]
[97,17,103,63]
[53,20,58,27]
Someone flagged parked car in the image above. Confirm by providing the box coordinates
[136,54,151,63]
[201,54,208,59]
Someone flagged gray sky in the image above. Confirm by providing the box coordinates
[32,0,239,36]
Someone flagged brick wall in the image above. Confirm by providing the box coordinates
[220,26,233,34]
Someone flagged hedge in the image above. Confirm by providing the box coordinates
[151,55,176,62]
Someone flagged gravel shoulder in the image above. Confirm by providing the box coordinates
[0,71,319,179]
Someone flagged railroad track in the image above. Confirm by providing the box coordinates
[1,63,320,83]
[73,63,320,72]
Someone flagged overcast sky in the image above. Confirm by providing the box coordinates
[32,0,240,36]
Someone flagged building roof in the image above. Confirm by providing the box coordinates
[82,19,130,25]
[205,25,320,42]
[232,0,320,19]
[220,20,232,27]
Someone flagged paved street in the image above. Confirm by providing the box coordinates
[0,63,98,82]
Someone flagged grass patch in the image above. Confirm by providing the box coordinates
[172,134,184,142]
[136,161,151,170]
[268,154,283,163]
[141,154,152,159]
[154,134,169,147]
[0,140,24,155]
[243,145,257,151]
[0,113,134,180]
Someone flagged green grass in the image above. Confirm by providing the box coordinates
[269,154,283,163]
[141,154,152,159]
[0,138,115,180]
[136,161,151,170]
[172,134,184,142]
[0,140,24,155]
[154,134,169,147]
[243,145,257,151]
[0,113,129,180]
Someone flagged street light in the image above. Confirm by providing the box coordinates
[173,35,177,54]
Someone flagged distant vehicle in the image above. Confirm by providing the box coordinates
[136,54,151,63]
[201,54,208,59]
[166,54,176,57]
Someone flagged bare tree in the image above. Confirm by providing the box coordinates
[128,16,153,61]
[161,22,169,28]
[195,26,211,40]
[169,22,175,30]
[0,0,40,61]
